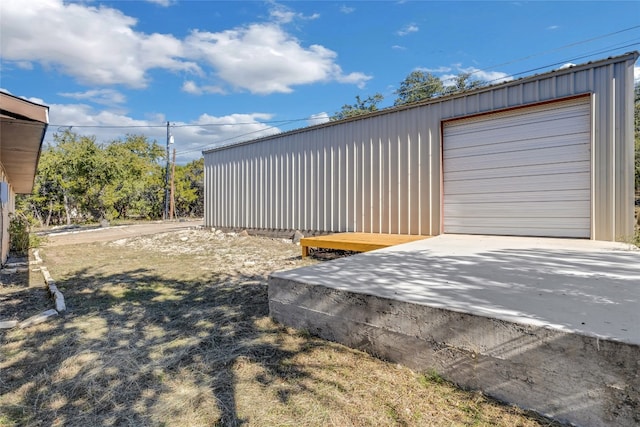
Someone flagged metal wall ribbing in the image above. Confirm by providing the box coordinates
[205,113,439,234]
[204,52,639,241]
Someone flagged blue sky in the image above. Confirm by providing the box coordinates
[2,0,639,163]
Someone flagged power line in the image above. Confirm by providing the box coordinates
[40,26,640,154]
[396,38,640,98]
[184,43,640,154]
[48,117,311,129]
[176,119,302,155]
[46,26,640,132]
[476,25,640,73]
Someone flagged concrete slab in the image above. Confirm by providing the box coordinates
[269,234,640,426]
[274,234,640,345]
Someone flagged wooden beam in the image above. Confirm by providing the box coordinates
[300,233,430,258]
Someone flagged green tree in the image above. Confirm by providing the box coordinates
[54,130,117,221]
[394,71,486,106]
[22,131,174,225]
[173,158,204,217]
[442,72,486,95]
[331,93,384,121]
[103,135,165,219]
[28,144,68,225]
[394,71,444,106]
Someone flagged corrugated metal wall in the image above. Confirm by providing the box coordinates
[206,115,440,235]
[204,52,638,241]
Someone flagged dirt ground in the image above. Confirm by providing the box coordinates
[0,224,564,426]
[39,219,204,246]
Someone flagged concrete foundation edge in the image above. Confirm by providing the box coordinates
[268,276,640,427]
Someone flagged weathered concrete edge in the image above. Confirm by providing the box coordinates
[268,276,640,427]
[41,266,65,312]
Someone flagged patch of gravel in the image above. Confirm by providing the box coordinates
[106,229,312,278]
[108,229,292,254]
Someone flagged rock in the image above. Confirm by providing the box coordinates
[244,261,256,266]
[100,219,110,228]
[18,309,58,329]
[180,236,189,242]
[0,320,18,329]
[239,230,249,237]
[292,230,304,244]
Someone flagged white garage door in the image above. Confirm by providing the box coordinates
[443,99,591,238]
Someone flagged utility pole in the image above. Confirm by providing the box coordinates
[164,121,173,220]
[169,148,176,220]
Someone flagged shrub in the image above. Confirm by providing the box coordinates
[9,213,41,255]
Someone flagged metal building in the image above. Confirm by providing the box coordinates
[203,52,639,242]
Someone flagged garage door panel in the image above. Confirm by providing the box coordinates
[444,200,590,218]
[444,144,590,172]
[446,189,590,204]
[445,131,589,160]
[443,99,591,238]
[445,161,590,182]
[445,224,590,238]
[445,217,590,229]
[445,172,590,194]
[445,103,590,142]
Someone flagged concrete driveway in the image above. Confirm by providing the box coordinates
[273,234,640,345]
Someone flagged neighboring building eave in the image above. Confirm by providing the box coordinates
[0,92,49,194]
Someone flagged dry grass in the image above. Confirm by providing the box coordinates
[1,228,564,426]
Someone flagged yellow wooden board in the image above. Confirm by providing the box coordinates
[300,232,430,257]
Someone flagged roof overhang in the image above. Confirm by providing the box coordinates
[0,92,49,194]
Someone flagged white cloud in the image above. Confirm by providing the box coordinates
[340,5,355,14]
[336,71,373,89]
[59,89,126,106]
[269,2,320,23]
[145,0,175,6]
[440,65,512,86]
[547,25,560,30]
[0,0,199,88]
[181,80,225,95]
[397,24,418,36]
[557,63,577,70]
[174,112,281,158]
[392,45,406,51]
[181,81,200,95]
[15,61,34,70]
[467,69,512,84]
[419,66,453,73]
[184,24,370,94]
[307,112,330,126]
[43,101,281,162]
[0,0,368,94]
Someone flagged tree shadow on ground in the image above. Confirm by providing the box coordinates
[0,255,50,321]
[1,237,570,427]
[0,266,339,426]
